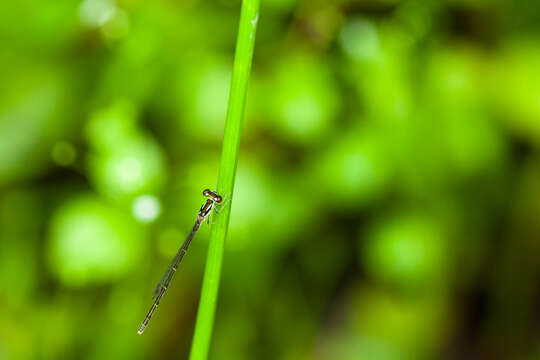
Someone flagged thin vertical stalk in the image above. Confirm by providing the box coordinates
[189,1,260,359]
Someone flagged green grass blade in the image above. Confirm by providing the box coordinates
[188,1,260,359]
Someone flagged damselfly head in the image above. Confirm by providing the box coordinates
[202,189,223,203]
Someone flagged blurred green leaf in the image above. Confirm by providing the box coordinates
[48,194,145,286]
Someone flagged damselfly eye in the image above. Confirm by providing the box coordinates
[203,189,211,197]
[215,195,223,203]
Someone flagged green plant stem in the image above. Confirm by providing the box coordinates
[188,1,260,359]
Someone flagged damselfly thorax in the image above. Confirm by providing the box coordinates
[197,190,223,223]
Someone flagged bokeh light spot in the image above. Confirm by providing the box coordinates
[48,194,143,287]
[282,93,324,137]
[116,156,143,189]
[316,127,391,206]
[132,194,161,223]
[79,0,117,28]
[85,101,139,152]
[88,136,167,203]
[364,214,447,289]
[269,54,340,143]
[340,18,380,61]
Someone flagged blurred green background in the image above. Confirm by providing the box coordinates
[1,0,540,359]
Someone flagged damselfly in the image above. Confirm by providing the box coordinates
[137,189,224,334]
